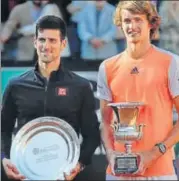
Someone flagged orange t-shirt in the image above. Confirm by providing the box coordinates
[97,46,179,177]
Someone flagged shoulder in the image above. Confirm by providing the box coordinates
[163,50,179,63]
[41,3,60,15]
[66,70,91,88]
[153,46,179,66]
[3,69,34,95]
[43,3,58,10]
[99,53,124,72]
[11,2,28,12]
[21,1,33,10]
[8,69,34,86]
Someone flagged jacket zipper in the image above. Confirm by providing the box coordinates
[44,80,48,116]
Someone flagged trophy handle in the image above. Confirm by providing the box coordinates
[137,124,145,139]
[111,106,120,123]
[110,106,120,132]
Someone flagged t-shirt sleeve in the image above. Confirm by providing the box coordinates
[97,62,112,101]
[168,54,179,98]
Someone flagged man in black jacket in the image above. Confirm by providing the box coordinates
[1,15,100,181]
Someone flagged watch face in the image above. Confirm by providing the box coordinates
[159,144,166,153]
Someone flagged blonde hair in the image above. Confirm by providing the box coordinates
[114,1,161,39]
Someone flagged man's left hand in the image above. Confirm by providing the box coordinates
[63,162,82,181]
[134,149,159,175]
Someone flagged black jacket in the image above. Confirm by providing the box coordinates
[1,63,100,165]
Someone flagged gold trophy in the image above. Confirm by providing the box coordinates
[108,102,145,175]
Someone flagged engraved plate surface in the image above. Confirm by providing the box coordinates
[10,117,80,180]
[114,156,138,174]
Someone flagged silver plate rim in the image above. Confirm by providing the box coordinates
[10,116,80,180]
[108,102,145,108]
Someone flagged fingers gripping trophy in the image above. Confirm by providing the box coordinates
[108,102,145,176]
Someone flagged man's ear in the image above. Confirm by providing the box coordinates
[61,39,67,50]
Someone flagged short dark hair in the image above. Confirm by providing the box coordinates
[35,15,66,40]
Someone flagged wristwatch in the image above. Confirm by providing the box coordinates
[155,143,167,154]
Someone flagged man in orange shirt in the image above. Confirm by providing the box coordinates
[97,1,179,180]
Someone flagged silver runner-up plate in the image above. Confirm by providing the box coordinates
[108,102,144,108]
[10,116,80,180]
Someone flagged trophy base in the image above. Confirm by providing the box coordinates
[114,155,139,175]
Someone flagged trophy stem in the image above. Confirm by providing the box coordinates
[125,142,132,154]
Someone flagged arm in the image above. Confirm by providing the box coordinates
[66,2,82,14]
[64,78,100,181]
[149,100,179,161]
[149,96,179,157]
[97,62,114,160]
[1,81,26,180]
[100,100,115,158]
[77,11,94,42]
[18,5,63,36]
[163,97,179,149]
[1,6,20,42]
[137,54,179,174]
[100,8,118,43]
[1,81,17,159]
[79,82,100,166]
[152,55,179,156]
[100,24,117,43]
[18,24,36,37]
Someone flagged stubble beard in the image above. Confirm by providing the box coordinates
[40,56,53,64]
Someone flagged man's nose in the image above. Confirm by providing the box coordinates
[128,21,138,29]
[43,41,50,49]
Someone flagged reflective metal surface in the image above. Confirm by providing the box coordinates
[115,126,143,141]
[108,102,144,109]
[10,117,80,180]
[108,102,145,175]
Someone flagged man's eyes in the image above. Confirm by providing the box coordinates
[124,19,131,23]
[39,38,45,42]
[135,18,142,22]
[38,38,57,43]
[49,39,57,43]
[123,18,143,23]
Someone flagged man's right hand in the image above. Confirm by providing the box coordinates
[2,158,26,180]
[106,149,116,175]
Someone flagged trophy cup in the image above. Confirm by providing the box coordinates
[108,102,145,175]
[10,116,80,180]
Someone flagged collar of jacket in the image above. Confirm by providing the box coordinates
[33,62,65,83]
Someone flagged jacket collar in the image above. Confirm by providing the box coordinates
[34,62,65,82]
